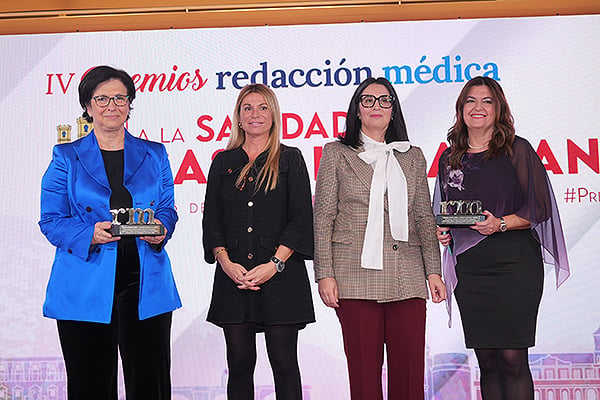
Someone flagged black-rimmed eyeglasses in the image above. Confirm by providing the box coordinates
[93,95,129,107]
[359,95,394,109]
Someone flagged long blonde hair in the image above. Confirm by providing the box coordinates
[228,84,282,193]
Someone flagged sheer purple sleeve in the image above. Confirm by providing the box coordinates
[434,151,486,325]
[434,141,570,327]
[433,151,460,326]
[511,136,570,288]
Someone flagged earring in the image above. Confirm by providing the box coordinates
[238,123,242,128]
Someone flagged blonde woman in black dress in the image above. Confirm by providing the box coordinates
[203,84,315,400]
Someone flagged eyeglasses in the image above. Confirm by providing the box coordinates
[92,95,129,107]
[359,95,394,109]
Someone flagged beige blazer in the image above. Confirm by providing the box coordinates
[313,141,441,302]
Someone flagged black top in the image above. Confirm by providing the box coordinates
[202,145,315,327]
[101,149,140,293]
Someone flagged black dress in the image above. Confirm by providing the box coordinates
[438,138,546,349]
[202,145,315,329]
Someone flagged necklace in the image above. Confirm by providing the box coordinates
[468,139,489,150]
[97,136,124,150]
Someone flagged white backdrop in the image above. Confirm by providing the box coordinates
[1,14,599,400]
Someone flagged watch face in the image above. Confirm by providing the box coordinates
[500,219,507,232]
[272,256,285,272]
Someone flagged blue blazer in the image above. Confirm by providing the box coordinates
[39,131,182,323]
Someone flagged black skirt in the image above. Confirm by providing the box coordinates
[206,257,315,331]
[454,230,543,348]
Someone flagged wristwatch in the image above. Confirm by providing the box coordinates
[499,217,507,233]
[271,256,286,272]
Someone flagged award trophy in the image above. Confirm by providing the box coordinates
[435,200,486,227]
[110,208,166,236]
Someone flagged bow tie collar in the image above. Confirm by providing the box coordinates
[358,133,411,270]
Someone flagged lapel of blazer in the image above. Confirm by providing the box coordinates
[393,148,415,200]
[340,144,415,212]
[122,131,149,185]
[72,131,110,189]
[339,145,374,192]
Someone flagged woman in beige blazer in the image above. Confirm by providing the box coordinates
[314,77,446,400]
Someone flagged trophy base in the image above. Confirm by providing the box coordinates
[435,214,486,227]
[111,224,165,236]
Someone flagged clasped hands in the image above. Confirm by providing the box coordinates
[221,260,277,291]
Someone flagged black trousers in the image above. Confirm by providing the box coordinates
[57,283,173,400]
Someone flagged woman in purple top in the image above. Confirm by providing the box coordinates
[433,77,569,400]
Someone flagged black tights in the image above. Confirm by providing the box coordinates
[475,348,533,400]
[223,324,302,400]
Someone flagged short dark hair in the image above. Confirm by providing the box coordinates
[78,65,136,123]
[339,77,409,148]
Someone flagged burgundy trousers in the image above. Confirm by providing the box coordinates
[335,298,426,400]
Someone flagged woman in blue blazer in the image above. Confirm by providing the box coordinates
[39,65,181,400]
